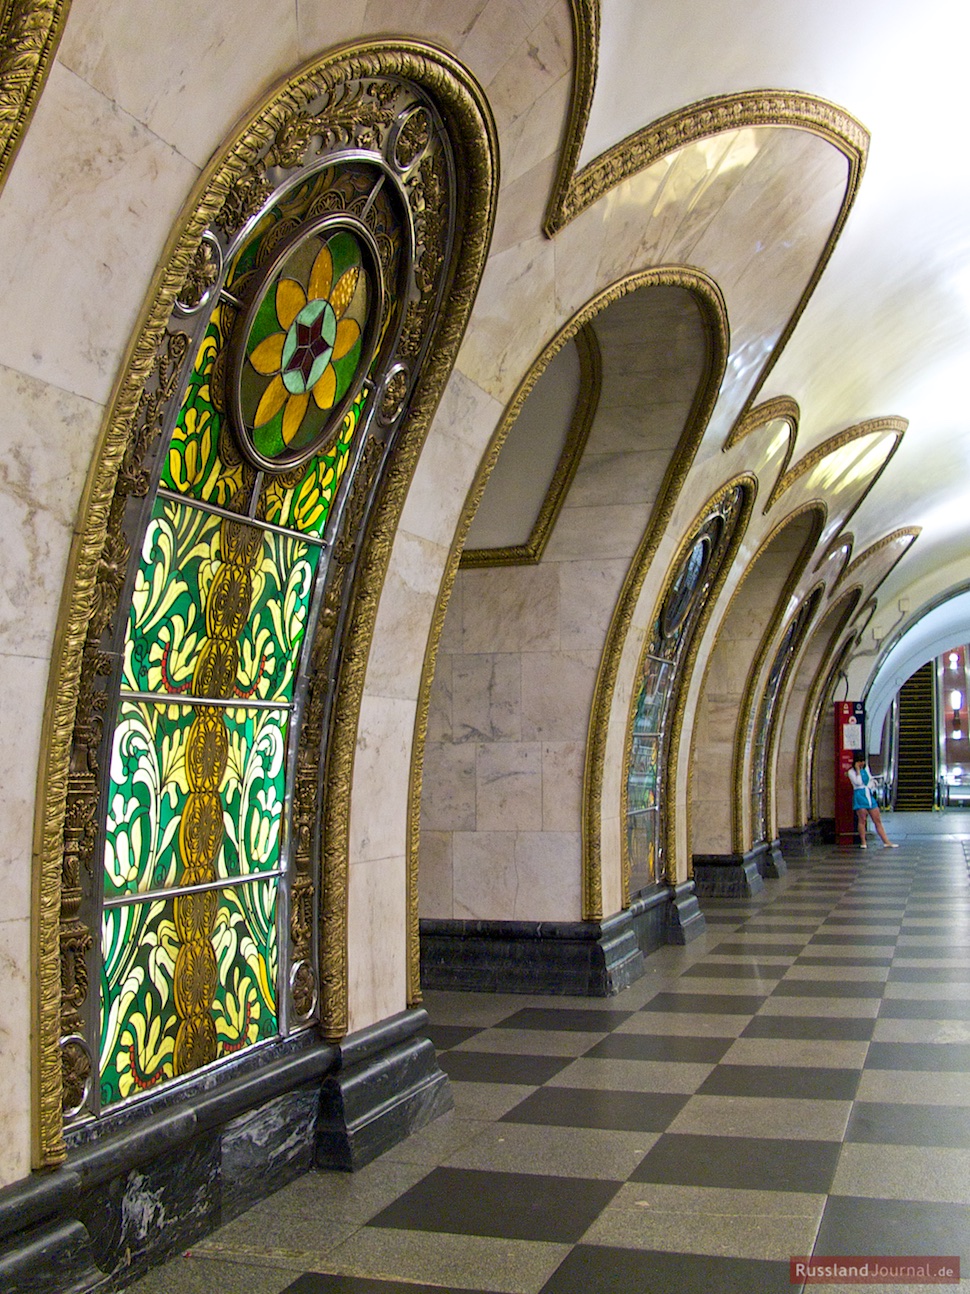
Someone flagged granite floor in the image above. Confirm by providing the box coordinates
[127,813,970,1293]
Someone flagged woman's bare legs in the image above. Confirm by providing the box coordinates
[869,806,896,846]
[856,808,868,847]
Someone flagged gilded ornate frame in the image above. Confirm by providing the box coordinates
[35,39,497,1168]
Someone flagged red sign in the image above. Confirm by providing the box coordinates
[835,701,865,845]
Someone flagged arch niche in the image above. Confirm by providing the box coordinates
[689,504,824,895]
[35,42,497,1179]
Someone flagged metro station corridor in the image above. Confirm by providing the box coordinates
[129,813,970,1294]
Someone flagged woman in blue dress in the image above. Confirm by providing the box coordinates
[848,756,898,849]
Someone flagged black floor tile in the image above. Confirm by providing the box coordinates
[845,1102,970,1148]
[807,935,897,947]
[641,992,766,1014]
[283,1277,495,1294]
[539,1246,795,1294]
[437,1051,569,1085]
[682,963,786,980]
[582,1033,733,1063]
[888,967,970,982]
[426,1024,483,1050]
[500,1086,688,1132]
[821,917,901,926]
[698,1064,860,1100]
[796,954,893,966]
[772,980,884,998]
[814,1195,970,1258]
[629,1132,840,1192]
[367,1166,621,1243]
[742,923,821,933]
[741,1015,875,1041]
[494,1007,631,1032]
[712,942,806,957]
[865,1041,970,1071]
[879,999,970,1020]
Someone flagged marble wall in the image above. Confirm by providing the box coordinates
[0,0,572,1180]
[419,287,709,923]
[690,512,818,856]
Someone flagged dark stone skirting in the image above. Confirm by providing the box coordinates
[0,1009,448,1294]
[692,847,767,898]
[420,883,706,997]
[779,821,822,858]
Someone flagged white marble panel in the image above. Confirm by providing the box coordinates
[0,654,50,924]
[521,650,599,742]
[490,154,558,255]
[0,917,31,1187]
[691,796,733,856]
[59,0,300,169]
[399,424,486,551]
[298,0,370,57]
[568,450,670,509]
[346,854,407,1033]
[541,742,585,832]
[439,579,464,656]
[0,366,101,658]
[425,654,453,744]
[0,63,198,405]
[485,5,569,130]
[452,653,521,743]
[453,830,516,920]
[588,404,694,456]
[499,74,572,189]
[429,365,504,454]
[367,530,446,702]
[420,743,477,832]
[476,742,542,832]
[461,565,560,654]
[456,235,557,402]
[417,831,454,919]
[513,830,582,921]
[558,559,627,652]
[542,504,647,563]
[350,694,416,865]
[459,0,536,85]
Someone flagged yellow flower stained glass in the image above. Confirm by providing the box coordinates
[234,225,374,470]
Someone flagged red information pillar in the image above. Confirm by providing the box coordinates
[835,701,866,846]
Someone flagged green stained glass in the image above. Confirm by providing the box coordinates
[160,308,246,507]
[236,224,373,468]
[160,307,365,539]
[122,496,318,702]
[104,700,289,899]
[99,879,278,1108]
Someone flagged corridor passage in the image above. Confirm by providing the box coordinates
[131,814,970,1293]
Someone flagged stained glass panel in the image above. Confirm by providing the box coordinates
[104,700,289,899]
[122,497,319,703]
[99,879,278,1107]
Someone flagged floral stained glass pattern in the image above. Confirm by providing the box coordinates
[122,497,319,704]
[95,153,406,1110]
[100,879,277,1107]
[237,228,370,466]
[160,304,367,539]
[104,700,289,900]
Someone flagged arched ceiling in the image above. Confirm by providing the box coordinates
[586,0,970,674]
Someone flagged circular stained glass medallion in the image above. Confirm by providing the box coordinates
[661,533,711,639]
[230,217,384,471]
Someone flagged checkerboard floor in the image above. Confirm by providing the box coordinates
[128,817,970,1293]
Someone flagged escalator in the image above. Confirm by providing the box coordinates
[894,661,936,809]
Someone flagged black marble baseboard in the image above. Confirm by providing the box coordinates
[0,1009,447,1294]
[691,849,766,898]
[420,914,644,996]
[778,822,821,858]
[420,884,706,996]
[762,839,788,878]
